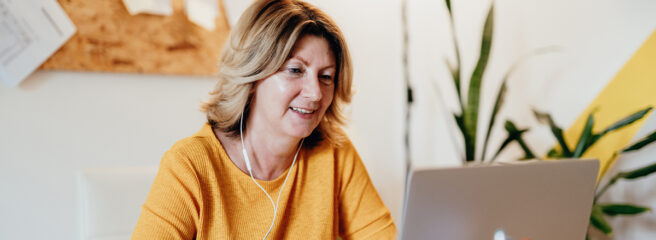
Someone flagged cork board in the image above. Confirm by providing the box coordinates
[39,0,230,76]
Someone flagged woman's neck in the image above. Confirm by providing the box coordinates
[243,117,301,180]
[214,123,301,181]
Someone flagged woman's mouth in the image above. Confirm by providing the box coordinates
[290,106,316,114]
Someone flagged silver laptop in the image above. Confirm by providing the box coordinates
[400,159,599,240]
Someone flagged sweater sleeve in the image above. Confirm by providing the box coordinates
[337,141,397,240]
[132,150,201,240]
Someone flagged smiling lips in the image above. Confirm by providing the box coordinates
[290,106,316,114]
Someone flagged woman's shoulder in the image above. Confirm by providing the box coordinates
[164,124,221,164]
[310,129,359,162]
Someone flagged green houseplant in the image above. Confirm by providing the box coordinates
[498,108,656,238]
[441,0,552,163]
[439,0,656,237]
[442,0,498,163]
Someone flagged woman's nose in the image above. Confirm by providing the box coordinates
[301,75,323,101]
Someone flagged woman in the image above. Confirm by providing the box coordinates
[132,0,396,239]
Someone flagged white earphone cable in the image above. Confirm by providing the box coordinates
[240,112,303,240]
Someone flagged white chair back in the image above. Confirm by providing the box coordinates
[78,166,157,240]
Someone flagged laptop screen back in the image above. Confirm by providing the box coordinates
[401,159,599,240]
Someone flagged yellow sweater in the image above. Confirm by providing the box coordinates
[132,124,396,239]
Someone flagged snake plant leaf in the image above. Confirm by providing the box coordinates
[481,47,561,161]
[533,110,572,157]
[492,134,514,162]
[463,4,494,162]
[546,148,563,158]
[504,120,522,134]
[491,120,529,161]
[598,163,656,197]
[621,162,656,180]
[454,113,475,161]
[587,107,653,150]
[445,57,463,107]
[623,130,656,153]
[454,113,465,137]
[444,58,458,90]
[600,107,652,136]
[599,203,651,216]
[590,204,613,235]
[482,80,507,161]
[492,120,521,161]
[445,0,452,15]
[516,136,536,160]
[464,129,476,161]
[573,112,595,157]
[443,0,464,113]
[504,121,536,159]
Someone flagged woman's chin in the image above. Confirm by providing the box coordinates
[285,117,321,139]
[283,126,317,139]
[296,130,315,139]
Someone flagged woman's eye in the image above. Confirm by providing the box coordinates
[287,67,302,74]
[320,75,334,84]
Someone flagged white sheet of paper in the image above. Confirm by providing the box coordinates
[0,0,76,86]
[185,0,218,31]
[122,0,172,16]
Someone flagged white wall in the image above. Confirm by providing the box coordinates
[0,72,216,239]
[0,0,406,239]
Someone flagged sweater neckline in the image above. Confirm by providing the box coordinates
[197,123,301,187]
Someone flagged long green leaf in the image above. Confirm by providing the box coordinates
[573,113,595,157]
[464,130,476,161]
[516,135,536,160]
[586,107,653,150]
[481,47,562,161]
[492,121,521,161]
[464,4,494,162]
[595,174,621,201]
[454,66,463,110]
[492,134,514,162]
[623,130,656,152]
[600,203,651,216]
[503,121,535,159]
[600,107,652,136]
[621,162,656,180]
[546,148,563,158]
[590,204,613,235]
[444,56,464,111]
[482,81,507,161]
[599,162,656,200]
[455,113,475,161]
[444,0,463,111]
[445,58,462,108]
[491,120,529,161]
[533,110,572,157]
[445,0,452,15]
[454,113,465,137]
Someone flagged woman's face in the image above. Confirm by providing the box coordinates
[250,35,336,139]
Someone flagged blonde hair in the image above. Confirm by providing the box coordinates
[201,0,353,147]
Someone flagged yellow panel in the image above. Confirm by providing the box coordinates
[563,29,656,180]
